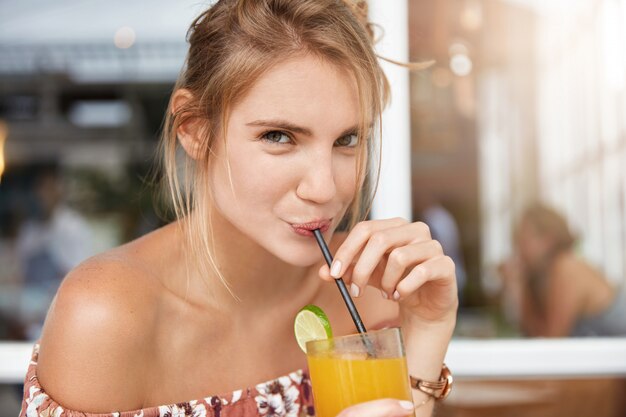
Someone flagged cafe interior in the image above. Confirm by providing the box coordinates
[1,0,625,416]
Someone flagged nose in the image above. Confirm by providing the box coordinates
[296,150,337,205]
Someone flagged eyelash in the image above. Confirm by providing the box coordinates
[259,130,359,148]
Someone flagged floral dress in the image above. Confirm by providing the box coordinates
[19,344,316,417]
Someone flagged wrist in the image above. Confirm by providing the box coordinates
[400,309,457,338]
[400,309,455,381]
[401,319,453,413]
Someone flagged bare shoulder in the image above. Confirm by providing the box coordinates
[550,252,588,283]
[37,252,160,413]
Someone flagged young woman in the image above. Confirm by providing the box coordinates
[19,1,458,416]
[501,204,626,337]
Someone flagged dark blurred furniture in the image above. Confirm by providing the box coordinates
[436,377,626,417]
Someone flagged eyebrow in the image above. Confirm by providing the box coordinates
[246,119,358,138]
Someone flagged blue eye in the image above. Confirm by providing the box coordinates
[260,130,292,144]
[335,133,359,148]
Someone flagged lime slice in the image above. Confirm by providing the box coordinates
[294,304,333,353]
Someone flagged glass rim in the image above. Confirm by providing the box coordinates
[305,326,402,350]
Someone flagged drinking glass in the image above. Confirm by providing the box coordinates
[306,327,414,417]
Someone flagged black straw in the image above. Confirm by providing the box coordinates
[313,229,376,356]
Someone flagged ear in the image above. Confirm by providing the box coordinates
[171,88,206,160]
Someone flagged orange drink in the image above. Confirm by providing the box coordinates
[306,328,413,417]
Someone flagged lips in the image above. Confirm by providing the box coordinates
[290,219,332,237]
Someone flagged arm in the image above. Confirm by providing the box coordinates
[37,257,156,413]
[525,255,580,337]
[519,285,545,336]
[401,313,455,414]
[322,219,458,417]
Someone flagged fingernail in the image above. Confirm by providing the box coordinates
[399,400,415,410]
[393,290,400,300]
[350,283,360,297]
[330,260,342,278]
[381,290,388,299]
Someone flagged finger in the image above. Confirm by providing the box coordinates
[394,255,456,300]
[330,218,413,279]
[379,240,444,297]
[350,223,430,297]
[319,263,354,283]
[336,398,415,417]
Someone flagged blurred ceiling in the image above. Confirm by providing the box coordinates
[501,0,590,16]
[0,0,595,82]
[0,0,214,82]
[0,0,210,43]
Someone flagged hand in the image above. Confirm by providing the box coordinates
[498,255,525,284]
[320,218,458,325]
[336,398,416,417]
[498,255,526,301]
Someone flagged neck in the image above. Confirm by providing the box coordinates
[180,208,322,313]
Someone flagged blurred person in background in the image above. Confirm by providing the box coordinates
[499,203,626,337]
[15,164,95,339]
[0,210,28,340]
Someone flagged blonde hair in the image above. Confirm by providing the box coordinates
[157,0,399,297]
[520,203,577,253]
[517,204,578,315]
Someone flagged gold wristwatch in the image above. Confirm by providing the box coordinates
[409,364,453,400]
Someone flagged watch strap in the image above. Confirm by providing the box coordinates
[409,363,453,400]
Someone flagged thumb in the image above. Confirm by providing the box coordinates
[336,399,415,417]
[319,264,354,284]
[319,264,334,281]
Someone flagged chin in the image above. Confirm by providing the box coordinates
[268,243,324,267]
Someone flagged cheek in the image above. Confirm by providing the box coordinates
[242,156,297,194]
[334,156,360,196]
[523,237,545,261]
[517,237,533,259]
[212,150,298,211]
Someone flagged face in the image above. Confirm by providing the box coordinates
[516,219,552,267]
[208,54,363,266]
